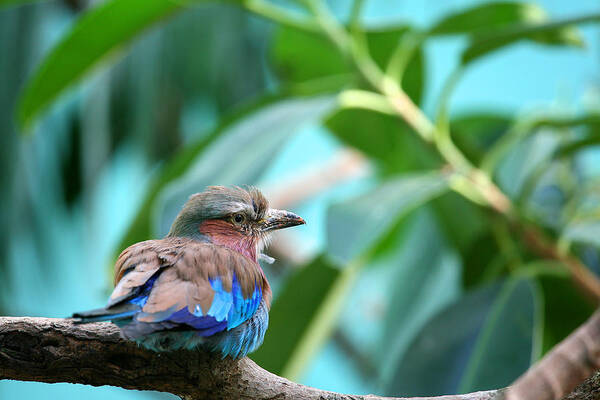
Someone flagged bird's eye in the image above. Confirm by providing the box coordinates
[232,213,245,224]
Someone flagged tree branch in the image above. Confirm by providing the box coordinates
[501,310,600,400]
[0,316,500,400]
[1,316,600,399]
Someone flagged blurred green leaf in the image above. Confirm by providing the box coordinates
[325,108,440,174]
[562,221,600,249]
[17,0,189,131]
[385,283,500,396]
[538,274,594,354]
[483,113,600,175]
[486,113,600,203]
[431,191,487,257]
[431,1,571,36]
[327,172,450,265]
[450,113,512,164]
[458,278,540,392]
[553,116,600,158]
[0,0,46,8]
[117,94,335,256]
[460,232,502,288]
[272,25,424,102]
[555,137,600,159]
[533,114,600,130]
[251,255,340,374]
[496,131,561,198]
[378,211,462,385]
[271,27,349,84]
[386,278,538,396]
[462,14,598,64]
[559,188,600,246]
[494,112,600,206]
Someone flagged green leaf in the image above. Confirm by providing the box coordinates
[460,231,503,288]
[431,190,487,255]
[431,1,562,36]
[0,0,47,8]
[325,108,440,175]
[534,114,600,130]
[386,278,539,396]
[562,221,600,248]
[538,274,594,354]
[271,27,349,84]
[483,113,600,175]
[553,115,600,158]
[385,283,500,396]
[326,172,450,265]
[116,94,336,255]
[377,210,462,384]
[250,255,340,374]
[462,14,598,64]
[450,113,512,164]
[555,137,600,159]
[496,131,561,198]
[458,278,541,392]
[271,25,424,102]
[17,0,186,131]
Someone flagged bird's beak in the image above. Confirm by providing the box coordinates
[261,209,305,232]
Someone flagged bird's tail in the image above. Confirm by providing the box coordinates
[72,303,139,324]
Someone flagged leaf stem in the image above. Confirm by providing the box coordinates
[338,89,396,115]
[304,0,351,54]
[242,0,320,32]
[349,0,366,30]
[385,30,425,83]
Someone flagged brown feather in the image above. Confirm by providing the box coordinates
[109,237,270,319]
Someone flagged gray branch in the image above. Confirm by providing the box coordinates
[0,317,499,400]
[0,317,597,400]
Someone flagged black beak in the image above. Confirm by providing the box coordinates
[261,209,305,232]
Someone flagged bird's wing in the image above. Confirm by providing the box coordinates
[108,238,188,306]
[107,238,270,335]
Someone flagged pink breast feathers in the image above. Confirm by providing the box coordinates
[199,220,258,263]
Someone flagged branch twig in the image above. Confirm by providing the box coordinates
[519,223,600,303]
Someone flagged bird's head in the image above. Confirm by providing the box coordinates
[167,186,305,262]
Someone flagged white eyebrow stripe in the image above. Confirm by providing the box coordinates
[229,203,256,219]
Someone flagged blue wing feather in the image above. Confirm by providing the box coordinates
[124,272,262,339]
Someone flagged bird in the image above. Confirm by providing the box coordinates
[72,186,305,359]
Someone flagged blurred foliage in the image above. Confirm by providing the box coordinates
[2,0,600,399]
[386,278,538,395]
[252,255,340,374]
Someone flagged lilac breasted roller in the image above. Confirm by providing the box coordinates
[73,186,305,358]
